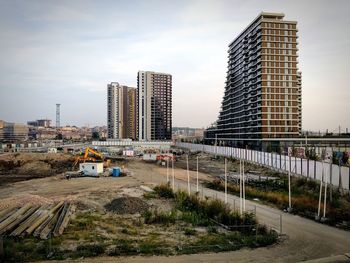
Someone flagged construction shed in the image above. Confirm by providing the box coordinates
[79,162,103,176]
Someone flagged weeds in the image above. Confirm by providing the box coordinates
[154,183,175,198]
[143,209,177,225]
[184,228,196,236]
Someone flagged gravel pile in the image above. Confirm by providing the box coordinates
[104,197,149,214]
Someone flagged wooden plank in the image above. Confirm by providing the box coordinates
[9,206,39,236]
[0,207,18,223]
[0,204,32,234]
[30,201,63,237]
[10,207,43,237]
[39,206,63,239]
[33,202,63,237]
[6,206,38,236]
[53,202,69,237]
[58,204,75,235]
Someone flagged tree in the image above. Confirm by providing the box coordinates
[55,133,63,140]
[92,131,100,140]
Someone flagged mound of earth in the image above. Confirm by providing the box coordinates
[17,161,52,176]
[105,197,149,214]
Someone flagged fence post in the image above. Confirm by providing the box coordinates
[280,154,282,170]
[280,214,283,235]
[314,160,316,180]
[301,157,303,176]
[254,205,257,217]
[330,163,333,202]
[0,236,3,260]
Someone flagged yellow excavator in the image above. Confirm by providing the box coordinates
[73,147,111,168]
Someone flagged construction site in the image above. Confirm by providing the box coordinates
[0,145,350,262]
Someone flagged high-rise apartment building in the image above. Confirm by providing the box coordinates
[205,12,301,146]
[107,82,137,140]
[128,88,137,140]
[137,71,172,141]
[297,71,302,135]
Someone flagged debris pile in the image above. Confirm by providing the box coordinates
[0,201,75,239]
[105,197,149,214]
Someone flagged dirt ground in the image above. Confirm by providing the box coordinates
[0,153,74,185]
[1,156,350,262]
[175,152,273,179]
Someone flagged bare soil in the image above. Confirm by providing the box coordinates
[1,157,350,262]
[104,197,149,214]
[0,153,74,185]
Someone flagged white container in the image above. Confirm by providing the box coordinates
[123,150,134,157]
[79,162,104,176]
[142,153,157,161]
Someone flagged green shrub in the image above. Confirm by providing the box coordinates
[184,228,196,236]
[76,244,105,257]
[154,183,175,198]
[207,226,218,233]
[109,239,136,256]
[143,209,177,225]
[174,189,256,229]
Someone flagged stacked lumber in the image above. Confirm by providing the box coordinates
[0,201,75,239]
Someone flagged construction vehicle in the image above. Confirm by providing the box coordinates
[156,154,176,161]
[73,147,111,168]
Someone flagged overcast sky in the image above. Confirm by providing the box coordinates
[0,0,349,132]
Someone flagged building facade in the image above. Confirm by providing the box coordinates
[128,88,137,140]
[0,120,28,142]
[27,119,52,128]
[137,71,172,141]
[107,82,137,140]
[205,12,301,147]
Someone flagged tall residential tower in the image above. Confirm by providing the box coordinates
[137,71,172,141]
[107,82,137,140]
[205,12,301,147]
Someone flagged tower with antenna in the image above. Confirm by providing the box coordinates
[56,103,61,128]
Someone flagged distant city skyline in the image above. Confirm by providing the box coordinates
[0,0,349,132]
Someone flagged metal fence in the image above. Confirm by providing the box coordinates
[176,142,350,191]
[151,173,283,235]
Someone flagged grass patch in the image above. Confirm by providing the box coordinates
[154,183,175,198]
[143,209,177,225]
[184,228,196,236]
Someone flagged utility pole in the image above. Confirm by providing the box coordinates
[196,156,199,192]
[239,159,242,215]
[317,161,324,220]
[166,157,169,183]
[172,157,175,191]
[186,154,190,195]
[243,155,245,212]
[288,154,292,212]
[224,158,227,204]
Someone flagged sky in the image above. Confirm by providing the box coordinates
[0,0,349,132]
